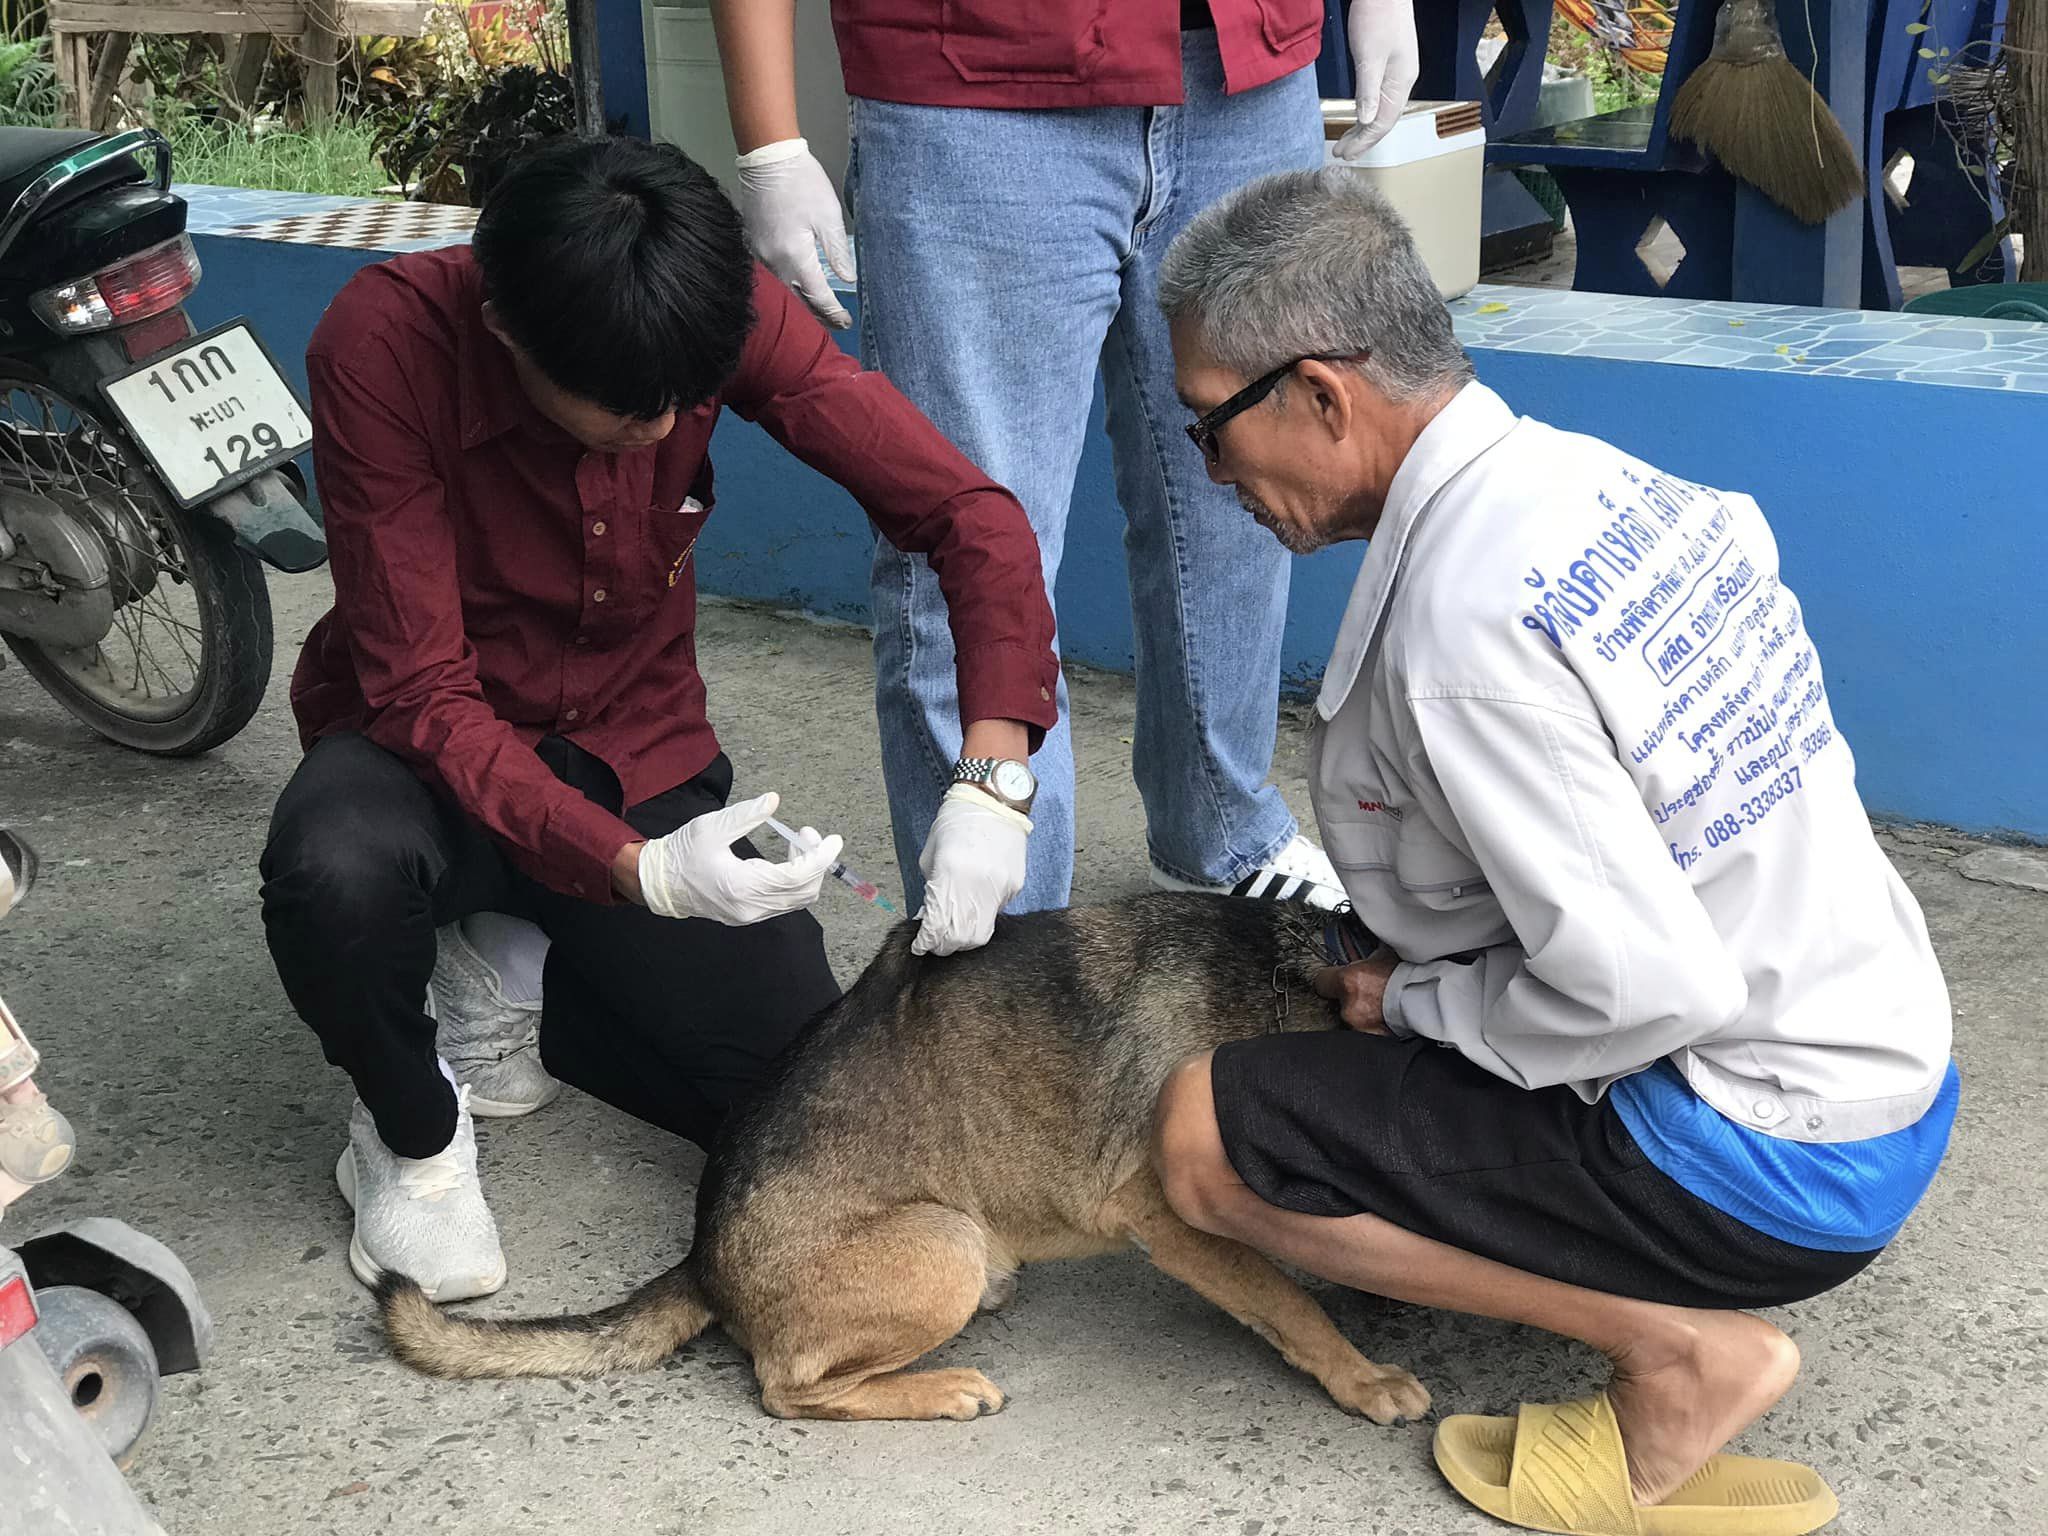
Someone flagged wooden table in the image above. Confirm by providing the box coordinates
[47,0,433,130]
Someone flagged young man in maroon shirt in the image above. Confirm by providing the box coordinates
[258,137,1057,1303]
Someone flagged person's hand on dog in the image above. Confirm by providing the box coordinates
[1313,954,1399,1034]
[913,784,1031,957]
[632,792,843,925]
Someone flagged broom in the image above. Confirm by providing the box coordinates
[1670,0,1866,224]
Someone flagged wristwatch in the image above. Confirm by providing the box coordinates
[952,757,1037,815]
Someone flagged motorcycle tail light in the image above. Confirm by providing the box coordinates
[29,235,201,335]
[0,1275,35,1348]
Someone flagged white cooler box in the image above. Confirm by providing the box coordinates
[1322,100,1486,301]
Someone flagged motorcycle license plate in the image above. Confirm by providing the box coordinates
[99,320,313,509]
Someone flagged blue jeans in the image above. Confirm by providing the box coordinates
[849,38,1324,913]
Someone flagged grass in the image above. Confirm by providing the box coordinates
[162,111,392,198]
[0,34,390,198]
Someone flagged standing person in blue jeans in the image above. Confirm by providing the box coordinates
[710,0,1420,918]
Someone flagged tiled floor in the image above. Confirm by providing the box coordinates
[178,185,477,255]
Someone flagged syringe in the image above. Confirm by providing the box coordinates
[763,814,899,913]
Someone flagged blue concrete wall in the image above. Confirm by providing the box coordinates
[189,234,2047,841]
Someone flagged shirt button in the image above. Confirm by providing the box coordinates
[1806,1115,1824,1131]
[1039,687,1051,701]
[592,520,607,536]
[1753,1098,1776,1117]
[593,588,608,603]
[565,708,580,722]
[575,634,590,647]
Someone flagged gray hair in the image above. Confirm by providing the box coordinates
[1158,166,1474,405]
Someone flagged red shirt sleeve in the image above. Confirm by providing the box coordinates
[722,267,1060,745]
[305,329,639,902]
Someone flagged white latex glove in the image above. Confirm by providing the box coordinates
[638,792,843,925]
[1335,0,1421,159]
[913,784,1032,957]
[735,138,857,329]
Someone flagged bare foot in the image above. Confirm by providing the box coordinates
[1606,1311,1801,1506]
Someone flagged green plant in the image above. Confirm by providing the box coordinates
[0,30,58,127]
[375,62,575,205]
[159,104,390,197]
[1545,10,1662,115]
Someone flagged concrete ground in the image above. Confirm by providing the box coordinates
[2,571,2044,1536]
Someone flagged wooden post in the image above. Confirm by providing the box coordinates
[57,31,93,128]
[302,0,341,126]
[226,33,270,110]
[84,30,132,131]
[565,0,605,136]
[2012,0,2047,277]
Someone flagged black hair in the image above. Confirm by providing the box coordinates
[470,135,756,419]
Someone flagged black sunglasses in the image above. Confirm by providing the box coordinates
[1184,352,1367,464]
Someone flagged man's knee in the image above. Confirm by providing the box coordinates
[260,799,428,950]
[1152,1053,1244,1237]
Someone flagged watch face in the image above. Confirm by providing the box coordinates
[992,760,1035,802]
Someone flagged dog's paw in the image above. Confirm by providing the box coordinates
[1329,1361,1431,1424]
[925,1367,1007,1420]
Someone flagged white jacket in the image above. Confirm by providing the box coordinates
[1310,384,1951,1142]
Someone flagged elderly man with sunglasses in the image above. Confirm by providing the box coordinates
[1150,167,1956,1536]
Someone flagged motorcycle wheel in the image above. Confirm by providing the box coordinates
[0,361,272,755]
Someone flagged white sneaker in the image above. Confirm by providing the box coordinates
[334,1088,506,1302]
[1150,833,1349,910]
[430,919,559,1118]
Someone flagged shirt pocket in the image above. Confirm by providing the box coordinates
[941,0,1109,83]
[1391,817,1491,908]
[1256,0,1324,52]
[650,496,710,598]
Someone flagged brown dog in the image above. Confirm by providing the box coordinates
[373,892,1430,1425]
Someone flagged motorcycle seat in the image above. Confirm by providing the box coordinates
[0,128,145,234]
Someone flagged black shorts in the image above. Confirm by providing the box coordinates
[1211,1031,1880,1310]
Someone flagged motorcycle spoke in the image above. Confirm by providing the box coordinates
[139,601,203,678]
[2,378,215,721]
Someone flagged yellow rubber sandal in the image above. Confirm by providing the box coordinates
[1433,1393,1839,1536]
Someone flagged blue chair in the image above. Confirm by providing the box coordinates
[1315,0,2011,309]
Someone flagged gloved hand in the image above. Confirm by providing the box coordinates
[637,792,843,925]
[912,784,1032,957]
[1334,0,1421,160]
[735,138,858,329]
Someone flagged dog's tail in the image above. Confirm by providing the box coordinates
[372,1260,714,1380]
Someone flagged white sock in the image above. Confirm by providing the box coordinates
[460,912,549,1007]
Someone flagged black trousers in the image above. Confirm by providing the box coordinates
[258,733,842,1158]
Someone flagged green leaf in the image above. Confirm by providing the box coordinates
[1956,214,2014,273]
[1905,21,1928,32]
[1918,47,1936,57]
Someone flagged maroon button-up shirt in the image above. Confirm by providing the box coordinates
[295,247,1058,903]
[831,0,1324,110]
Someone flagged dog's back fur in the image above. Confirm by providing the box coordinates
[376,893,1429,1425]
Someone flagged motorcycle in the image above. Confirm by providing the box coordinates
[0,826,211,1536]
[0,125,325,755]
